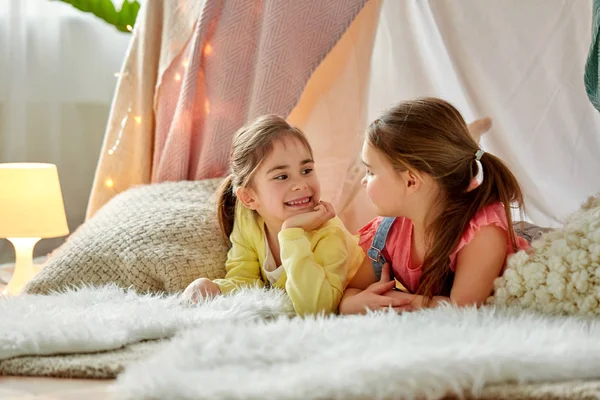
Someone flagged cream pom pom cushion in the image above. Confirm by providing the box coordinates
[491,193,600,315]
[24,180,228,295]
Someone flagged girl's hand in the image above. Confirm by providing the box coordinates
[339,263,414,314]
[382,289,416,306]
[282,201,336,232]
[181,278,221,304]
[382,290,450,310]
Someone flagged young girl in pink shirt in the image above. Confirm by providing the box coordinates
[340,98,529,314]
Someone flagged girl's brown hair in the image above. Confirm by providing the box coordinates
[367,98,523,298]
[217,115,313,240]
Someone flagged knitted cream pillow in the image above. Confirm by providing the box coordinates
[490,193,600,315]
[24,180,228,295]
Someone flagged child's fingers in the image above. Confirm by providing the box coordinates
[314,204,333,221]
[379,263,392,283]
[320,201,336,218]
[370,279,396,294]
[317,202,333,213]
[378,296,412,308]
[181,289,199,305]
[191,291,200,303]
[323,201,335,220]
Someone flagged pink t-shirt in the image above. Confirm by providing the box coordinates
[358,202,530,294]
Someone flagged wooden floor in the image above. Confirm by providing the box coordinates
[0,376,115,400]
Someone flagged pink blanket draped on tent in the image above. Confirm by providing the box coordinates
[87,0,368,218]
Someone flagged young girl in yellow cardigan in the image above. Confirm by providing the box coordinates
[181,115,368,316]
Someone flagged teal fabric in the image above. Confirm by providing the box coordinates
[585,0,600,111]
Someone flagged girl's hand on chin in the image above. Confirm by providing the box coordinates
[282,201,336,231]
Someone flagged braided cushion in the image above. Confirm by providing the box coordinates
[491,193,600,315]
[24,180,228,295]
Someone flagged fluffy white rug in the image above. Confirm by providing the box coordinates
[5,286,600,399]
[0,285,292,360]
[115,306,600,400]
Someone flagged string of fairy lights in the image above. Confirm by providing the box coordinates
[102,36,214,191]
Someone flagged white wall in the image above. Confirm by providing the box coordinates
[0,0,132,262]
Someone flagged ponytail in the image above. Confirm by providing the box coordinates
[472,152,523,250]
[217,175,237,241]
[419,151,524,299]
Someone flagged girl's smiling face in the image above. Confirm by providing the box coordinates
[238,136,321,229]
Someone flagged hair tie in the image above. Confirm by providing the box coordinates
[229,173,239,195]
[467,150,485,192]
[475,149,485,161]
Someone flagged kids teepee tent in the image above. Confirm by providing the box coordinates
[88,0,600,231]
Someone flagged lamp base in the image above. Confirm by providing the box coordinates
[2,237,41,296]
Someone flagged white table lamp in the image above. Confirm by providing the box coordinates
[0,163,69,295]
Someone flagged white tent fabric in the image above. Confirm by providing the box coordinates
[290,0,600,231]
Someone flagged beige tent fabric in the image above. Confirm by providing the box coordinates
[86,0,369,220]
[288,0,382,232]
[86,1,203,219]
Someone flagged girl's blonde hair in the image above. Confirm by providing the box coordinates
[217,115,313,240]
[367,98,523,297]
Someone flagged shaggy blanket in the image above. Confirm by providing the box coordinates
[114,306,600,400]
[2,287,600,400]
[0,286,292,361]
[0,340,159,379]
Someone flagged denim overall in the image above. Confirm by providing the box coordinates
[367,217,410,293]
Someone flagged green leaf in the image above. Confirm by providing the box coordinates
[51,0,140,33]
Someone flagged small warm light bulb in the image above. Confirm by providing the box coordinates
[174,73,182,82]
[108,149,114,155]
[204,99,210,115]
[203,43,213,56]
[182,59,189,68]
[105,178,114,188]
[134,116,142,124]
[126,24,133,32]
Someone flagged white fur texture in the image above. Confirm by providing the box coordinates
[491,194,600,315]
[0,285,293,360]
[115,305,600,400]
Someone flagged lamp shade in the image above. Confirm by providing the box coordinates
[0,163,69,238]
